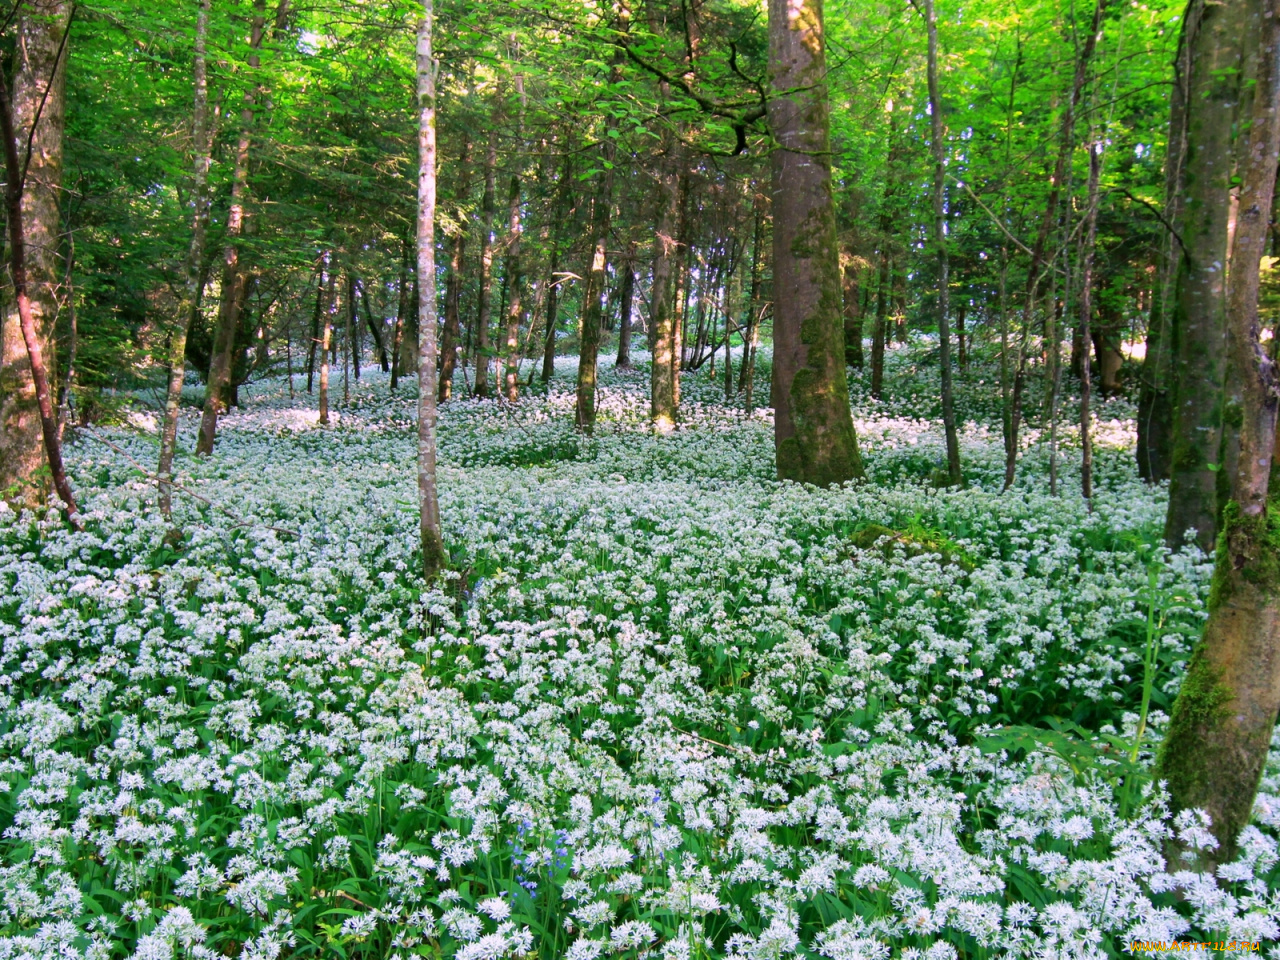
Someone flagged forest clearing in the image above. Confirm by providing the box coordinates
[1,0,1280,956]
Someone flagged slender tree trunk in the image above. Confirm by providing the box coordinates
[0,0,74,511]
[318,267,335,425]
[1165,0,1246,552]
[502,79,526,403]
[1157,0,1280,863]
[307,259,324,392]
[346,272,358,389]
[392,236,410,390]
[671,165,690,404]
[767,0,863,484]
[359,281,388,372]
[871,248,890,399]
[196,0,279,455]
[1079,143,1102,503]
[541,243,561,383]
[574,108,618,432]
[158,0,212,516]
[439,141,470,401]
[1003,0,1106,490]
[616,240,636,368]
[650,150,680,428]
[1140,12,1193,482]
[924,0,962,486]
[739,188,764,396]
[417,1,444,578]
[956,302,967,370]
[472,120,498,398]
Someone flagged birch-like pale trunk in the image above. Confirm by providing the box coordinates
[417,1,445,578]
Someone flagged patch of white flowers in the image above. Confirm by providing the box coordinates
[0,348,1275,959]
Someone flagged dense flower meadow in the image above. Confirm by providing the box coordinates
[1,347,1278,959]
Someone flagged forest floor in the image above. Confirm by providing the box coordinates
[1,344,1278,959]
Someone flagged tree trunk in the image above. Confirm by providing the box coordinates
[739,187,764,397]
[472,120,498,398]
[392,236,410,390]
[573,115,618,432]
[1165,0,1247,552]
[767,0,863,484]
[650,150,680,429]
[1003,0,1105,490]
[842,257,864,369]
[439,140,470,401]
[318,267,335,425]
[0,0,74,511]
[417,1,444,579]
[158,0,212,516]
[1079,143,1102,503]
[616,240,636,368]
[1140,12,1194,482]
[1157,0,1280,864]
[360,281,388,373]
[925,0,962,486]
[196,0,277,455]
[307,258,324,393]
[956,302,967,370]
[541,243,561,383]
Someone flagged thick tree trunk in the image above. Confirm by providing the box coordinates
[1158,0,1280,863]
[925,0,962,486]
[1165,0,1247,551]
[417,2,444,579]
[650,152,680,429]
[767,0,864,485]
[0,0,73,510]
[472,121,498,398]
[196,0,278,455]
[159,0,213,514]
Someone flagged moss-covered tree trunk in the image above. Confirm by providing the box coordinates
[1157,0,1280,865]
[766,0,863,486]
[1164,0,1247,551]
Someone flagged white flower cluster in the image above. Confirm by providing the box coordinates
[0,349,1273,960]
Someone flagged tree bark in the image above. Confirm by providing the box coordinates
[196,0,279,455]
[574,115,618,432]
[359,281,388,373]
[1079,143,1102,503]
[439,140,470,401]
[158,0,213,516]
[842,257,864,369]
[0,0,74,510]
[650,149,680,428]
[318,265,335,425]
[925,0,962,486]
[738,187,765,398]
[1139,11,1194,482]
[1165,0,1247,551]
[416,1,444,579]
[472,119,498,398]
[1157,0,1280,864]
[616,240,636,368]
[767,0,864,485]
[307,259,324,393]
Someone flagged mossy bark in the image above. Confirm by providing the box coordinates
[767,0,863,487]
[1164,0,1246,551]
[1158,0,1280,865]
